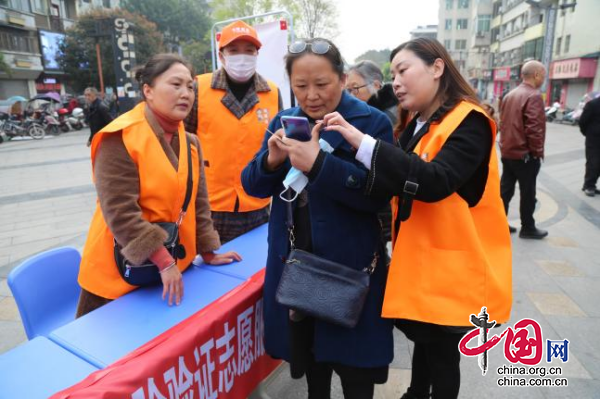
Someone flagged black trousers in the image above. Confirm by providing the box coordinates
[397,321,465,399]
[500,157,541,228]
[306,361,375,399]
[584,137,600,190]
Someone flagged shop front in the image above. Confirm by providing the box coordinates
[550,57,598,109]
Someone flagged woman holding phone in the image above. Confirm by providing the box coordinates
[242,39,394,399]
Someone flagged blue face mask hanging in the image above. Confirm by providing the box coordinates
[279,138,335,202]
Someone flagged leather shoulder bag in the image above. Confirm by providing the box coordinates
[275,198,378,329]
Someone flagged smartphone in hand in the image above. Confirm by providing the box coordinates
[281,116,312,142]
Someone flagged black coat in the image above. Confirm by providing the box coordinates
[86,98,113,136]
[580,97,600,142]
[367,84,399,127]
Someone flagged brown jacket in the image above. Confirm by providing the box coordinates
[499,82,546,159]
[94,106,220,265]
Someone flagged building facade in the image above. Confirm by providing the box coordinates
[438,0,474,76]
[467,0,493,100]
[0,0,119,99]
[548,0,600,109]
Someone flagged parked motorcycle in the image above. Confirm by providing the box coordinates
[57,107,86,132]
[0,112,46,140]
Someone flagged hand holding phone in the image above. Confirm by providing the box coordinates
[281,116,312,142]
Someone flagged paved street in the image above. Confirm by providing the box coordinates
[0,123,599,398]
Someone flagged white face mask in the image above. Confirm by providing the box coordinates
[223,54,257,82]
[280,167,309,202]
[279,138,335,202]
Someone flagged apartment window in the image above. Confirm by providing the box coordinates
[458,0,469,9]
[556,37,562,55]
[444,39,452,50]
[564,35,571,53]
[477,15,491,33]
[455,39,467,50]
[30,0,48,14]
[457,19,468,29]
[0,27,39,53]
[7,0,30,11]
[445,19,452,30]
[523,37,543,60]
[446,0,453,10]
[103,0,111,7]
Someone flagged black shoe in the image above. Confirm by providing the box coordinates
[583,188,595,197]
[519,227,548,239]
[509,225,517,233]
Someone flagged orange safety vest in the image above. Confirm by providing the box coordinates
[384,101,512,326]
[78,103,199,299]
[196,73,278,212]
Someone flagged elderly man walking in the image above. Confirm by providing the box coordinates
[499,60,548,239]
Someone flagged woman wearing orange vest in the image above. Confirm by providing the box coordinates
[320,38,512,399]
[76,54,241,317]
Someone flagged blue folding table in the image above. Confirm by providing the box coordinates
[198,224,269,280]
[0,336,99,399]
[48,267,242,368]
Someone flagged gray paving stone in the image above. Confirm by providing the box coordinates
[0,279,10,297]
[0,296,20,321]
[527,292,587,317]
[0,320,26,353]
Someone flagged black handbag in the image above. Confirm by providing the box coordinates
[275,199,378,329]
[113,135,193,286]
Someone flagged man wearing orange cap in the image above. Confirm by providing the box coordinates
[185,20,282,243]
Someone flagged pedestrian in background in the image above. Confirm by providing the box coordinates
[242,38,394,399]
[346,60,399,126]
[499,60,548,239]
[322,37,512,399]
[184,20,282,243]
[579,95,600,197]
[346,60,398,247]
[76,54,240,317]
[84,87,113,147]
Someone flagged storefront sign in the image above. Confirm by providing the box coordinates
[551,58,598,80]
[494,67,511,82]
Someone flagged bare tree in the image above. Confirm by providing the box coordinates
[210,0,339,40]
[292,0,338,39]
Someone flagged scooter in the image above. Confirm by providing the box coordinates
[545,102,560,122]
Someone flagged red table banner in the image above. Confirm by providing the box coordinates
[51,270,280,398]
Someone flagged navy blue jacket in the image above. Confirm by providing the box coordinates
[241,92,394,367]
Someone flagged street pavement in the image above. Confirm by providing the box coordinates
[0,123,599,398]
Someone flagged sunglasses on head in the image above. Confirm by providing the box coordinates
[288,40,331,55]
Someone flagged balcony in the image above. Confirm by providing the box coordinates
[0,8,37,31]
[474,31,492,47]
[1,52,43,79]
[49,16,64,33]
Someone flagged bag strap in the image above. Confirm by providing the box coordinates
[398,152,421,221]
[284,190,378,275]
[177,134,193,226]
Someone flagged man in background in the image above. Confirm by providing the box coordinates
[84,87,113,147]
[499,60,548,239]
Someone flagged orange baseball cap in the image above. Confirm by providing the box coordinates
[218,20,262,50]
